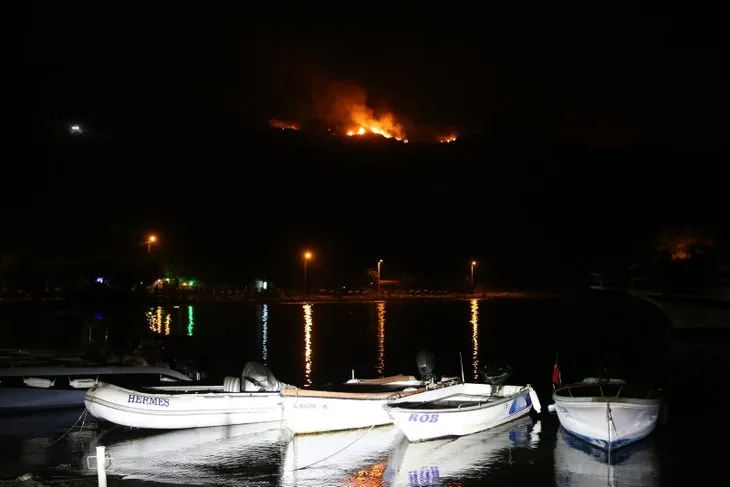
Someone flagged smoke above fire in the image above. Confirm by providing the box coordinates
[313,81,407,142]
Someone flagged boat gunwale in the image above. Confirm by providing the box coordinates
[93,382,284,397]
[281,387,426,401]
[85,395,284,417]
[552,381,662,405]
[385,387,530,414]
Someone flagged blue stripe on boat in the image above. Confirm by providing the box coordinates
[564,427,640,451]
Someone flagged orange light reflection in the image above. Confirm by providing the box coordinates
[470,299,479,380]
[303,304,313,387]
[376,302,386,377]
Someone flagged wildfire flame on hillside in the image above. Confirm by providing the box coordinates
[315,82,408,143]
[269,119,299,131]
[439,134,458,143]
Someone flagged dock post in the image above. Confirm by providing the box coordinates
[95,446,107,487]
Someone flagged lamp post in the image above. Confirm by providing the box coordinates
[470,260,477,285]
[146,235,157,254]
[303,251,312,295]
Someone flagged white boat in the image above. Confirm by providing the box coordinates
[280,386,426,435]
[554,426,660,486]
[384,416,539,486]
[551,378,662,451]
[83,422,285,485]
[84,362,294,429]
[0,365,193,413]
[383,383,541,442]
[280,425,402,487]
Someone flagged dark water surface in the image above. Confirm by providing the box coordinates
[0,293,725,485]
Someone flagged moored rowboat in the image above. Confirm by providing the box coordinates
[551,378,662,451]
[280,387,425,435]
[384,383,541,442]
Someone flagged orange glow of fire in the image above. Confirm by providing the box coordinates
[440,134,458,143]
[269,119,299,131]
[345,120,408,143]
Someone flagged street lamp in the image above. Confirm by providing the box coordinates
[470,261,477,285]
[146,235,158,254]
[303,251,312,294]
[377,259,383,296]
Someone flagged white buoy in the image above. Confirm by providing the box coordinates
[96,446,107,487]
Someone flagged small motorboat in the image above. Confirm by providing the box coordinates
[282,350,452,435]
[550,378,662,451]
[383,382,541,442]
[84,362,294,429]
[281,387,425,435]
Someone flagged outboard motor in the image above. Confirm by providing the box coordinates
[480,364,512,385]
[241,361,283,392]
[416,349,436,382]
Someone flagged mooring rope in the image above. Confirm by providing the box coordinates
[46,409,88,447]
[292,423,377,471]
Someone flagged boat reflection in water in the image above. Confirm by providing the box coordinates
[279,425,402,487]
[83,422,286,485]
[554,427,660,487]
[384,416,539,486]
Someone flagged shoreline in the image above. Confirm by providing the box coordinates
[0,290,559,307]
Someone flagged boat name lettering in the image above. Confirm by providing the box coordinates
[293,403,317,409]
[409,466,440,486]
[408,413,439,423]
[127,394,170,407]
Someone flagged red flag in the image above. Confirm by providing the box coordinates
[552,357,562,386]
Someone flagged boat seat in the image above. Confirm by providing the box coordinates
[350,374,416,385]
[223,376,241,393]
[281,387,424,400]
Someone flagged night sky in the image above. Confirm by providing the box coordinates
[5,5,729,283]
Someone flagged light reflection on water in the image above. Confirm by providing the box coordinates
[187,305,194,337]
[377,301,386,377]
[257,303,269,364]
[144,305,196,336]
[302,303,313,387]
[470,298,479,380]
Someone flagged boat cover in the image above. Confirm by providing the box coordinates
[241,362,282,392]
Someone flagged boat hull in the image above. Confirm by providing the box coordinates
[84,382,285,429]
[554,399,660,450]
[281,389,416,434]
[384,384,537,442]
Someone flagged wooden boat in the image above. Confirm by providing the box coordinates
[550,378,662,451]
[280,386,426,435]
[383,383,541,442]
